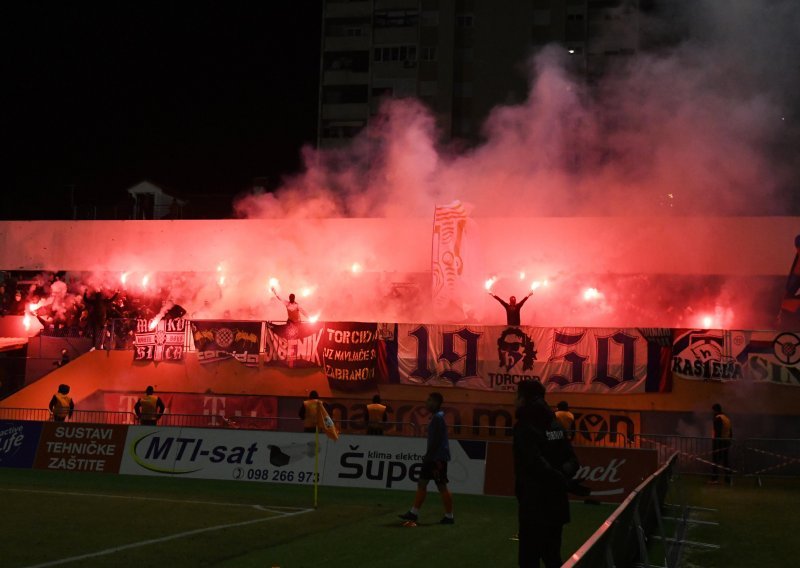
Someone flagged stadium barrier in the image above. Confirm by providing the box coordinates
[0,408,418,436]
[1,408,796,478]
[562,452,680,568]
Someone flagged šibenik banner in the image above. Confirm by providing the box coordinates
[394,325,670,393]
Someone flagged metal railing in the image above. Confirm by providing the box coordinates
[563,453,680,568]
[0,408,419,436]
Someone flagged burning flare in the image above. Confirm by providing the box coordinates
[583,287,601,301]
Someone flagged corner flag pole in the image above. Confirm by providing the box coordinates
[313,424,320,509]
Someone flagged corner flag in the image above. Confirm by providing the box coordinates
[317,401,339,441]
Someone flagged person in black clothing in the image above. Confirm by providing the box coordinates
[489,290,533,325]
[55,348,70,368]
[83,288,118,349]
[514,380,580,568]
[398,392,455,525]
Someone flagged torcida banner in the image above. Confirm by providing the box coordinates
[392,325,671,393]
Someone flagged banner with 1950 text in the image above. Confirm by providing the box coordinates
[394,325,671,393]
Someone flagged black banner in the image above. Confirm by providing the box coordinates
[191,321,261,367]
[263,322,324,368]
[321,322,379,392]
[133,318,185,362]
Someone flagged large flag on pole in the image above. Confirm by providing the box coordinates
[431,200,473,321]
[779,234,800,328]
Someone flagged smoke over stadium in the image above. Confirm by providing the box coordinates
[4,1,800,330]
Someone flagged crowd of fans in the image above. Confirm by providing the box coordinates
[0,270,175,347]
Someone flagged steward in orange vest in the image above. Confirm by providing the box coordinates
[366,394,389,435]
[711,403,733,485]
[135,386,166,425]
[554,401,576,440]
[299,390,329,433]
[49,384,74,422]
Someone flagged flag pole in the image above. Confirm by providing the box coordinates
[313,423,320,509]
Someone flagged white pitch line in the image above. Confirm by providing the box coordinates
[1,487,308,512]
[19,506,313,568]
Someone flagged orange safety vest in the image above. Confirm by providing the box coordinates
[366,403,387,428]
[303,399,320,429]
[138,395,160,421]
[555,410,575,432]
[714,413,733,439]
[52,393,72,419]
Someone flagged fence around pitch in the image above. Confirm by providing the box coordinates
[1,408,796,477]
[562,452,680,568]
[0,408,419,436]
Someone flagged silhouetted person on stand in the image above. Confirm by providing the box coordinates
[489,291,533,325]
[272,288,308,323]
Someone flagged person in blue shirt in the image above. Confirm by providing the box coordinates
[399,392,454,525]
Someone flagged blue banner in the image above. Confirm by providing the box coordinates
[0,420,43,468]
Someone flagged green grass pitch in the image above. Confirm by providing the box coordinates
[0,469,613,567]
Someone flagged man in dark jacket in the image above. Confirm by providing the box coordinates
[514,380,580,568]
[489,291,533,325]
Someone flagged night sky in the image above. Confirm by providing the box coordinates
[3,3,323,219]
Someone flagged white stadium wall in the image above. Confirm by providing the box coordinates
[1,217,798,276]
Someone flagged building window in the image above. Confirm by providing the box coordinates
[420,46,437,61]
[325,17,370,38]
[419,81,438,96]
[422,10,439,26]
[323,85,369,104]
[454,82,473,97]
[371,86,394,98]
[533,9,551,26]
[324,51,370,72]
[456,47,473,61]
[374,10,419,28]
[321,120,366,139]
[373,45,418,63]
[455,14,474,28]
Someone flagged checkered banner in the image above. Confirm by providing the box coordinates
[133,318,186,362]
[191,321,262,367]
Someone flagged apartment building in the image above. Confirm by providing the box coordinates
[318,0,642,147]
